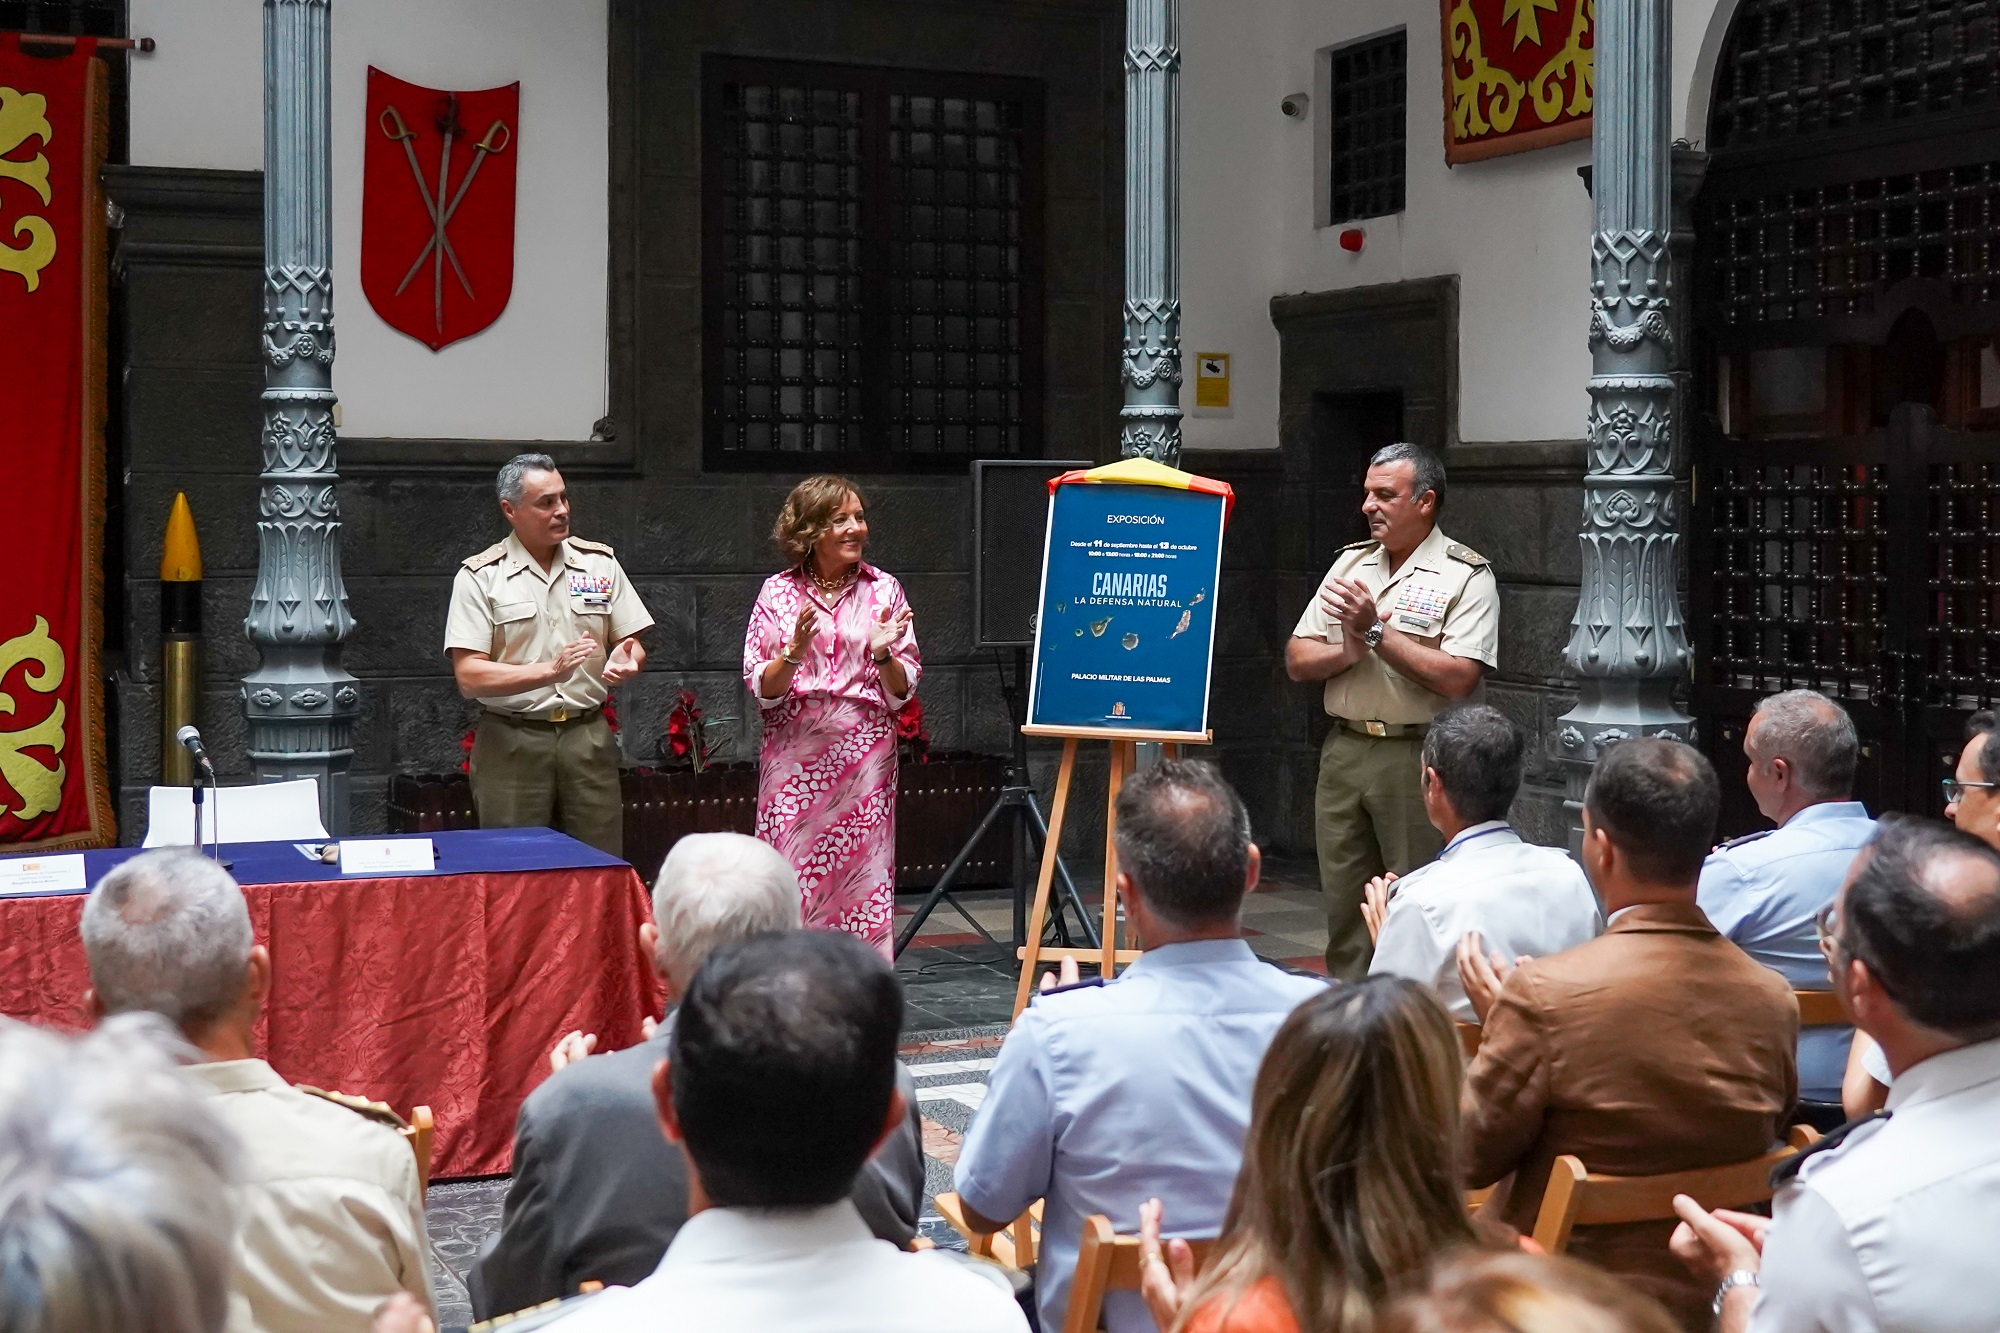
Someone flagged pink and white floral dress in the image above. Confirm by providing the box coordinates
[742,562,921,954]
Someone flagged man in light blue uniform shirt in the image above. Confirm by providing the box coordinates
[952,760,1325,1333]
[1698,690,1875,1107]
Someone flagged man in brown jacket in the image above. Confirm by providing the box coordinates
[1456,737,1798,1330]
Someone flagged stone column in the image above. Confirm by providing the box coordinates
[1119,0,1182,465]
[241,0,359,832]
[1555,0,1691,841]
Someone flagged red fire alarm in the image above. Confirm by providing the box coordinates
[1339,227,1365,252]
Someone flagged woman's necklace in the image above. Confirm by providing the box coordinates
[810,564,858,599]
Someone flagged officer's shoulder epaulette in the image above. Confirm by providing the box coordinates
[1770,1109,1890,1188]
[461,541,509,571]
[294,1084,410,1131]
[1339,538,1376,552]
[1716,829,1775,852]
[568,536,616,557]
[1446,542,1490,568]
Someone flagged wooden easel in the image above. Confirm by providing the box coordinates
[1011,724,1211,1018]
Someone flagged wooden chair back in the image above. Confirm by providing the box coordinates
[1063,1214,1217,1333]
[1794,989,1846,1027]
[933,1192,1039,1270]
[1530,1125,1819,1254]
[1456,1022,1483,1058]
[401,1105,434,1195]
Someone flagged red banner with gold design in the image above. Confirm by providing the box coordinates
[1441,0,1594,163]
[0,37,113,850]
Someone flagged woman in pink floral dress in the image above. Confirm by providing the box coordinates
[743,476,920,955]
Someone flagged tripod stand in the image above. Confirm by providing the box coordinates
[893,648,1099,958]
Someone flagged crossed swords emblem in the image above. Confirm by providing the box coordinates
[378,93,511,333]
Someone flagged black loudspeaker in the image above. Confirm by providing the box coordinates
[973,458,1091,648]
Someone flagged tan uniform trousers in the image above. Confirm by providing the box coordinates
[1314,726,1443,981]
[469,712,624,857]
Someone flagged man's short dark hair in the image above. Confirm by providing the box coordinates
[1113,758,1253,928]
[1367,442,1447,512]
[1843,814,2000,1037]
[668,931,901,1209]
[1421,704,1524,825]
[1967,711,2000,785]
[1583,737,1719,885]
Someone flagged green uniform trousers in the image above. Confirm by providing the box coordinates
[1314,726,1442,980]
[469,712,624,857]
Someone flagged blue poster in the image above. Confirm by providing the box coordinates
[1027,479,1228,737]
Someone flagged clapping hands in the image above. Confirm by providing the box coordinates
[868,604,914,660]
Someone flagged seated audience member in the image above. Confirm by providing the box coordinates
[1363,704,1600,1019]
[1456,738,1796,1331]
[1697,690,1874,1111]
[953,759,1327,1333]
[1379,1250,1681,1333]
[1672,815,2000,1333]
[545,930,1026,1332]
[1137,977,1486,1333]
[79,849,434,1333]
[470,833,925,1319]
[0,1014,240,1333]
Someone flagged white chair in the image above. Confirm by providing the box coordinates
[142,779,328,847]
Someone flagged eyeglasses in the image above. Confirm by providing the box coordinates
[1942,778,2000,804]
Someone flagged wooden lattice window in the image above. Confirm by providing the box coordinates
[701,56,1044,471]
[1329,30,1406,226]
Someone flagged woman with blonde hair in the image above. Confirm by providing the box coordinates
[1140,977,1482,1333]
[1378,1250,1680,1333]
[742,476,919,955]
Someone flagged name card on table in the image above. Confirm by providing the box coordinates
[0,853,88,896]
[338,839,437,875]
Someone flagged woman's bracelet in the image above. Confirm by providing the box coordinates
[872,650,891,665]
[780,651,801,667]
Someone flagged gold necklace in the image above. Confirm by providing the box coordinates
[810,564,858,597]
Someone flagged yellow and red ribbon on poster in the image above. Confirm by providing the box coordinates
[0,35,114,850]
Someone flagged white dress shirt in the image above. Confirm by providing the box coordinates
[954,939,1327,1333]
[1367,821,1603,1021]
[544,1201,1025,1332]
[1750,1036,2000,1333]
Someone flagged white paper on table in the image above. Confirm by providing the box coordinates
[0,853,88,895]
[337,838,436,875]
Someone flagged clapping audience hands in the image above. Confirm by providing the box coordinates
[1039,953,1081,992]
[371,1293,435,1333]
[1361,872,1398,944]
[1456,929,1528,1022]
[1136,1198,1198,1331]
[549,1030,598,1073]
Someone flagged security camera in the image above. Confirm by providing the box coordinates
[1280,92,1309,119]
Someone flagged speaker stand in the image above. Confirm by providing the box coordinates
[893,648,1098,959]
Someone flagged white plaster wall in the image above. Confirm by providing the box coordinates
[1179,0,1731,448]
[129,0,608,442]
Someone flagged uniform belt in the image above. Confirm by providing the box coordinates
[486,706,602,727]
[1341,718,1430,739]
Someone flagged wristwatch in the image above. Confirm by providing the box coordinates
[872,651,892,665]
[1361,619,1386,649]
[1713,1270,1759,1316]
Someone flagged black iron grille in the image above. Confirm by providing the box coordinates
[1706,163,2000,326]
[1707,461,1890,699]
[1710,0,2000,153]
[703,58,1042,467]
[1330,30,1406,226]
[0,0,120,33]
[1927,461,2000,707]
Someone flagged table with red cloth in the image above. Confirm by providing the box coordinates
[0,827,665,1178]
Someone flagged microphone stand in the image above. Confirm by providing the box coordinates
[190,756,229,868]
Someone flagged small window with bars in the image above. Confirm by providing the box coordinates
[701,56,1044,470]
[1329,30,1406,227]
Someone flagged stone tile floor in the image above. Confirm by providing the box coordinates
[421,859,1328,1325]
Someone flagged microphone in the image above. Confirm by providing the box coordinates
[175,725,216,775]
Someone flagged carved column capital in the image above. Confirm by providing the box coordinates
[1119,0,1182,465]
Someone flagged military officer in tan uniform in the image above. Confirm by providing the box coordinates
[445,453,653,856]
[1287,443,1498,980]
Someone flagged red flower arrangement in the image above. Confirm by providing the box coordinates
[661,689,715,773]
[896,696,931,765]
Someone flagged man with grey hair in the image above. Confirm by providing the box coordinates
[1287,441,1499,979]
[80,849,433,1333]
[1362,703,1601,1020]
[468,833,925,1320]
[0,1014,240,1333]
[444,452,652,854]
[1699,689,1875,1111]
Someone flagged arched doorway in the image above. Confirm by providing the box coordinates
[1690,0,2000,835]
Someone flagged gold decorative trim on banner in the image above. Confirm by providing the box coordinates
[1441,0,1594,164]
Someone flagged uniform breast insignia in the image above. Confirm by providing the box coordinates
[462,541,509,570]
[568,570,613,610]
[1445,543,1490,568]
[1717,829,1774,852]
[295,1084,410,1130]
[568,537,615,556]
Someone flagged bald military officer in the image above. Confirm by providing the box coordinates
[445,453,653,856]
[1287,443,1498,980]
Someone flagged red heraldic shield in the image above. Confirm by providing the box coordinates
[361,69,518,351]
[0,36,114,850]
